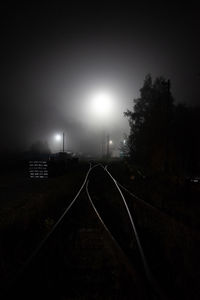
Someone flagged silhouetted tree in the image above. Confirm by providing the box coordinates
[125,74,200,175]
[124,74,174,172]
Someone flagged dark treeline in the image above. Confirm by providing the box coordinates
[124,74,200,176]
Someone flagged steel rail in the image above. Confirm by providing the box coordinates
[86,179,125,251]
[6,163,100,289]
[85,180,140,279]
[103,165,168,300]
[104,165,168,218]
[117,182,158,211]
[4,162,168,299]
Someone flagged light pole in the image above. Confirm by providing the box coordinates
[106,134,110,158]
[55,133,65,152]
[62,132,65,152]
[107,138,113,158]
[89,91,113,158]
[101,129,105,157]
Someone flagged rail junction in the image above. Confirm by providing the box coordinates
[3,163,168,300]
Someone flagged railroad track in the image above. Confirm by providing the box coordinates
[3,163,168,300]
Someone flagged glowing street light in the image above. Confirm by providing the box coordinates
[55,134,62,141]
[87,90,114,158]
[109,140,113,145]
[90,91,113,120]
[90,91,113,157]
[54,133,65,152]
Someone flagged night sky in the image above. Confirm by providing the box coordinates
[1,3,200,155]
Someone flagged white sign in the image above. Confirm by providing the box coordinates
[29,161,48,179]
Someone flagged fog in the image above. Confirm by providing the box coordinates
[1,3,200,155]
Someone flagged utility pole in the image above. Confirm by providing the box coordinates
[102,131,104,157]
[106,134,110,158]
[101,129,106,158]
[63,132,65,152]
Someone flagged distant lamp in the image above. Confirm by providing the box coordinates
[55,134,62,141]
[109,140,113,145]
[54,133,65,152]
[123,139,126,145]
